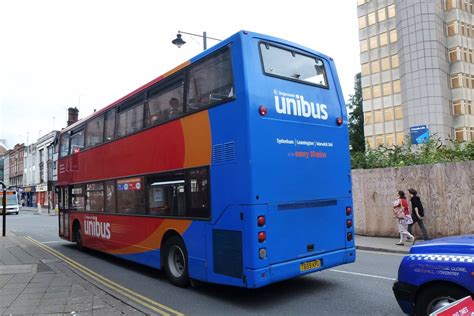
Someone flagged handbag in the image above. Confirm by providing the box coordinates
[404,214,413,225]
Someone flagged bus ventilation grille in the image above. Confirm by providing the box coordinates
[212,142,236,163]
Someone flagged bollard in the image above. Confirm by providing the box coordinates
[37,203,42,215]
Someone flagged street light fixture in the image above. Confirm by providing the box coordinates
[171,31,221,51]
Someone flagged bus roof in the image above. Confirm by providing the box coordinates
[61,30,332,134]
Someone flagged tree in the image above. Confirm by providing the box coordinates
[346,72,365,152]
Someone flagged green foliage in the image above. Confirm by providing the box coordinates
[346,73,365,153]
[351,135,474,169]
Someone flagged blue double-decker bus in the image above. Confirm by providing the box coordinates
[57,30,355,288]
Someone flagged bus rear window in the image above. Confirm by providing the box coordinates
[260,43,328,87]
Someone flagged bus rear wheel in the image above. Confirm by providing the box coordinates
[163,236,189,287]
[75,227,84,250]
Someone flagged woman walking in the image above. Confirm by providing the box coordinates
[407,188,429,241]
[393,191,415,246]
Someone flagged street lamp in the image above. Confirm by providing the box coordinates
[171,31,221,51]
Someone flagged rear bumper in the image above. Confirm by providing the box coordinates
[245,247,356,288]
[393,281,417,314]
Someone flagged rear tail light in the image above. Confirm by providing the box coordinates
[257,215,265,227]
[258,231,266,243]
[347,232,353,242]
[336,117,343,125]
[346,219,352,229]
[259,105,268,116]
[346,207,352,216]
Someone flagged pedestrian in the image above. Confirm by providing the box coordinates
[393,191,415,246]
[407,188,429,241]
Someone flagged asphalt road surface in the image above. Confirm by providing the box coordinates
[6,210,405,315]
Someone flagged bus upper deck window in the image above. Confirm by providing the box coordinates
[260,43,328,88]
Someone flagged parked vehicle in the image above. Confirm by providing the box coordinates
[0,190,21,215]
[393,235,474,315]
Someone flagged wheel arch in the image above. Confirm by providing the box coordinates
[72,219,81,242]
[160,229,184,269]
[415,280,470,302]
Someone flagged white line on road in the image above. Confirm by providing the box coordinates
[329,269,396,281]
[41,240,69,244]
[357,249,406,257]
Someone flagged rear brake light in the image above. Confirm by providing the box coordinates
[347,219,352,229]
[347,232,353,241]
[258,231,266,243]
[336,117,343,125]
[346,207,352,216]
[257,215,265,227]
[259,105,268,116]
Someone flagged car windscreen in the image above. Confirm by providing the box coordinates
[260,42,328,88]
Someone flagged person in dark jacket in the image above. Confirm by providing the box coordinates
[407,188,429,240]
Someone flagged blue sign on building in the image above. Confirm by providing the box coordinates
[410,125,429,144]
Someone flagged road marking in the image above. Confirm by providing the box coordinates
[329,269,396,281]
[357,249,406,257]
[42,240,69,244]
[25,236,184,316]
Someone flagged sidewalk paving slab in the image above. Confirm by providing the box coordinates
[0,233,150,316]
[355,234,426,254]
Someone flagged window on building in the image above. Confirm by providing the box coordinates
[368,12,377,25]
[449,47,460,62]
[85,115,104,148]
[391,54,399,68]
[359,16,367,29]
[466,100,472,114]
[372,84,382,98]
[394,106,403,120]
[60,133,70,158]
[117,103,144,138]
[71,185,85,211]
[471,128,474,141]
[379,32,388,46]
[86,183,104,212]
[386,134,394,147]
[146,81,184,126]
[455,128,465,141]
[116,177,146,214]
[381,57,390,71]
[188,48,234,110]
[364,111,373,125]
[363,87,372,100]
[396,132,405,145]
[445,0,457,10]
[70,129,84,154]
[361,63,370,75]
[447,21,458,36]
[357,0,366,5]
[371,60,380,73]
[451,74,462,88]
[104,110,115,142]
[105,180,116,213]
[393,80,401,93]
[389,29,398,43]
[374,110,383,123]
[384,108,394,121]
[377,8,386,22]
[453,100,463,115]
[369,35,378,49]
[383,82,392,96]
[375,135,384,147]
[360,39,369,52]
[388,4,396,18]
[366,137,374,149]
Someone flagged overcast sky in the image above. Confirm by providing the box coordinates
[0,0,360,148]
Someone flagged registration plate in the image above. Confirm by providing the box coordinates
[300,259,321,272]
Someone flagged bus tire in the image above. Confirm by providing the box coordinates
[415,284,468,315]
[163,235,189,287]
[75,227,84,250]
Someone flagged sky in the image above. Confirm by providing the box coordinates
[0,0,361,148]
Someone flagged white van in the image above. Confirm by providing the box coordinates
[0,190,21,214]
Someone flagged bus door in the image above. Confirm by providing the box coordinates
[58,187,70,240]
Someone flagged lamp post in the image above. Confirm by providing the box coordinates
[0,181,6,237]
[172,31,221,51]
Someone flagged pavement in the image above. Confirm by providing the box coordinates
[0,232,147,316]
[355,234,419,254]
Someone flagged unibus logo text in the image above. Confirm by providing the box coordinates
[84,216,111,239]
[273,91,328,120]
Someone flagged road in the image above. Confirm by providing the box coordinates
[6,210,405,315]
